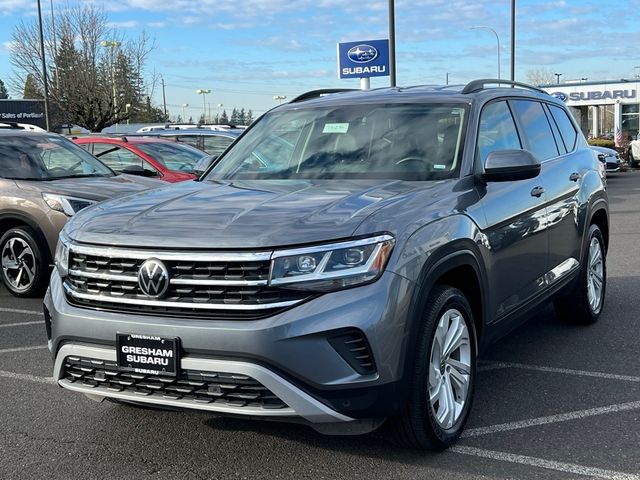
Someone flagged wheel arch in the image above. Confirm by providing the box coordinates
[0,212,53,260]
[588,203,609,253]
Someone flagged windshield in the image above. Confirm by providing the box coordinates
[135,142,207,172]
[0,134,113,180]
[208,103,467,181]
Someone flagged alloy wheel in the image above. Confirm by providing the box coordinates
[427,308,472,429]
[1,237,37,293]
[587,237,604,313]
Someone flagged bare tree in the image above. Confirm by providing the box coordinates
[9,4,156,131]
[526,68,557,86]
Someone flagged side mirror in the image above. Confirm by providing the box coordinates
[596,153,606,163]
[193,155,218,177]
[482,150,541,182]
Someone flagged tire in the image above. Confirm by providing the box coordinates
[629,150,638,168]
[388,285,477,450]
[0,226,50,297]
[554,224,606,325]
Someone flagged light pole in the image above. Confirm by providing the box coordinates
[273,95,286,105]
[388,0,396,87]
[182,103,188,122]
[196,89,211,123]
[471,26,501,80]
[100,40,122,131]
[510,0,515,81]
[36,0,50,131]
[216,103,223,124]
[554,72,562,84]
[125,103,131,131]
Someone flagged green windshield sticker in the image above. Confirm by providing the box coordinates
[322,123,350,134]
[433,164,447,170]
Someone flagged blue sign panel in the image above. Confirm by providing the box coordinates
[337,39,390,79]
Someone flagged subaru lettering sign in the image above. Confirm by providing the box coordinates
[337,39,390,79]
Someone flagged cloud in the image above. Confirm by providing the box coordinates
[147,21,166,28]
[106,20,140,29]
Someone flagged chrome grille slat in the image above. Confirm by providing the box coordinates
[65,247,308,318]
[62,357,288,410]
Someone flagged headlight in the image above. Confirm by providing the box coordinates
[54,233,70,277]
[270,234,395,292]
[42,193,96,217]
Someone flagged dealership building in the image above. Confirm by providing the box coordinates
[541,79,640,144]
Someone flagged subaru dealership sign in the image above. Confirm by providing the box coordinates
[337,39,390,79]
[0,100,46,129]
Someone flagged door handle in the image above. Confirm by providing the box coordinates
[530,186,545,198]
[569,172,580,182]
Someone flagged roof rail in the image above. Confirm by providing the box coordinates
[0,122,25,130]
[289,88,357,104]
[461,79,547,95]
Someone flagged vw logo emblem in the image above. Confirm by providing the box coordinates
[138,259,170,298]
[347,44,378,63]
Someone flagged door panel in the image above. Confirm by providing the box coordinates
[475,100,549,321]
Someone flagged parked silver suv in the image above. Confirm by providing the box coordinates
[45,80,609,449]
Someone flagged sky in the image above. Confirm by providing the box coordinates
[1,0,639,121]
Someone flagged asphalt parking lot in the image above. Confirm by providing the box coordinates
[1,172,639,480]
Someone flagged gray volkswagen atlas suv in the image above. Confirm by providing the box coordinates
[45,80,608,450]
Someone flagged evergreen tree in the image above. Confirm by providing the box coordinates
[238,108,246,125]
[176,115,182,123]
[23,74,42,99]
[198,113,206,124]
[229,108,239,124]
[246,109,254,125]
[0,79,8,99]
[188,116,193,123]
[220,109,229,124]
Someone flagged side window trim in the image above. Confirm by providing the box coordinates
[508,99,560,162]
[541,103,567,157]
[547,103,578,153]
[474,99,523,171]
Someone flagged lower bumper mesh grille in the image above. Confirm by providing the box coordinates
[61,356,288,410]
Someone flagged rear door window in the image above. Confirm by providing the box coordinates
[203,136,234,156]
[511,100,560,161]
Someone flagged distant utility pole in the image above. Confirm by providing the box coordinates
[388,0,396,87]
[36,0,50,131]
[161,77,167,119]
[510,0,515,81]
[554,72,562,84]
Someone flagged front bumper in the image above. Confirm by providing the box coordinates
[45,268,415,424]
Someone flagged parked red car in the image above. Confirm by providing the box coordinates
[73,136,210,182]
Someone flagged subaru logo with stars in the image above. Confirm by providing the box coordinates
[347,44,378,63]
[551,91,567,102]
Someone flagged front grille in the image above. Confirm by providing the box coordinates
[64,248,309,319]
[62,356,288,410]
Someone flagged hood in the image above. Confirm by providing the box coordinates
[65,179,426,249]
[17,174,162,201]
[590,146,618,156]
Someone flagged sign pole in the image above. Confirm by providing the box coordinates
[388,0,396,87]
[360,78,370,90]
[36,0,50,131]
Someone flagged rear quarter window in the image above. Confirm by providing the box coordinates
[548,105,578,152]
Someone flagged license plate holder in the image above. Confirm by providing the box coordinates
[116,334,179,376]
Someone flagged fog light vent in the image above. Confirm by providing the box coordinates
[328,329,376,376]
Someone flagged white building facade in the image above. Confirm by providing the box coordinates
[541,80,640,145]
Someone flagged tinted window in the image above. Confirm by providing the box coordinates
[202,136,234,156]
[0,135,112,180]
[511,100,559,161]
[549,105,578,151]
[209,104,467,181]
[136,142,205,172]
[93,144,143,170]
[477,101,522,164]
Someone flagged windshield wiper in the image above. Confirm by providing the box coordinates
[48,173,112,180]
